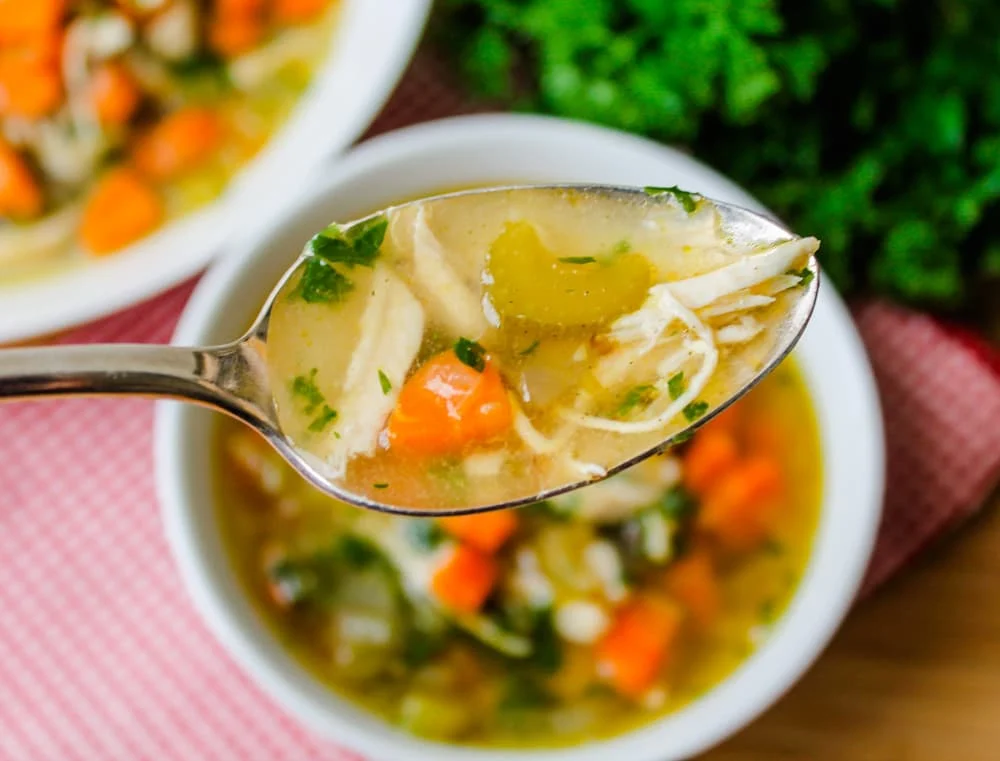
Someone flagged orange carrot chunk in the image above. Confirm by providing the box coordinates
[133,108,222,180]
[90,63,140,126]
[0,140,42,219]
[387,349,513,456]
[664,550,719,631]
[683,428,740,495]
[273,0,328,24]
[438,510,519,554]
[209,14,264,56]
[80,167,163,254]
[216,0,266,14]
[0,0,65,42]
[0,54,62,118]
[596,596,682,699]
[698,454,783,552]
[430,544,498,613]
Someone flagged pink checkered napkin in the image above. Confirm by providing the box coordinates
[4,51,1000,760]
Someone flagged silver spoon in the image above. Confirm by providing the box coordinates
[0,185,819,516]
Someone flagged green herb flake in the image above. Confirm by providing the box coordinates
[759,598,777,624]
[291,369,324,413]
[406,519,446,551]
[518,339,541,357]
[683,400,709,422]
[372,482,389,489]
[527,609,562,674]
[308,405,338,433]
[454,337,487,372]
[786,267,815,287]
[557,255,598,264]
[658,485,697,520]
[611,239,632,254]
[618,384,658,416]
[667,371,686,400]
[335,535,381,569]
[644,185,698,214]
[672,430,694,445]
[378,369,392,395]
[293,258,353,305]
[498,675,551,712]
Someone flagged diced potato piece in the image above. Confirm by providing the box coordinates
[484,221,651,327]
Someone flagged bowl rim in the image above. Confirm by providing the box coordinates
[155,113,885,761]
[0,0,431,344]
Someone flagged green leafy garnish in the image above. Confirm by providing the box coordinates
[658,485,697,520]
[618,384,658,416]
[294,213,388,304]
[683,400,709,422]
[294,258,353,304]
[667,371,686,400]
[672,430,694,445]
[336,535,381,568]
[518,339,541,356]
[557,256,598,264]
[759,599,777,624]
[405,519,446,551]
[611,239,632,254]
[372,482,389,489]
[526,609,562,674]
[291,369,324,414]
[498,675,551,711]
[308,405,338,433]
[644,185,699,213]
[786,267,815,286]
[454,337,487,372]
[378,369,392,395]
[265,535,382,606]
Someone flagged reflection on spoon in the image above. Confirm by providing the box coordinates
[0,185,819,515]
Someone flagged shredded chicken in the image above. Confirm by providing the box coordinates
[229,25,326,90]
[318,265,424,476]
[716,315,764,345]
[550,475,662,523]
[404,206,490,338]
[143,0,198,61]
[666,237,819,310]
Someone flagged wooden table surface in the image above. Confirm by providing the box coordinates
[702,496,1000,761]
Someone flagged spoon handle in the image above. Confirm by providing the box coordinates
[0,342,275,425]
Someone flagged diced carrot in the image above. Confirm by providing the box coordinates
[664,550,719,631]
[79,167,163,254]
[133,108,222,180]
[0,140,42,219]
[438,510,519,554]
[209,14,264,56]
[682,428,740,495]
[701,403,742,438]
[0,54,61,118]
[273,0,328,24]
[596,596,682,699]
[0,0,65,42]
[698,454,783,552]
[89,63,140,126]
[387,350,513,456]
[744,414,786,457]
[430,544,498,613]
[216,0,266,14]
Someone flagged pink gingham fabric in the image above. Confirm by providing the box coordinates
[3,54,1000,761]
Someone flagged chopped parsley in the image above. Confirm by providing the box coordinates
[454,337,487,372]
[611,239,632,254]
[405,519,446,551]
[372,482,389,489]
[293,213,388,304]
[658,484,697,520]
[683,400,709,422]
[672,430,694,445]
[786,267,815,287]
[308,405,338,433]
[618,384,658,416]
[294,258,353,304]
[667,371,686,400]
[518,339,541,356]
[644,185,699,214]
[378,369,392,395]
[557,255,597,264]
[291,369,324,413]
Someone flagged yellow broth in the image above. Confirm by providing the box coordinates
[265,188,819,511]
[214,358,821,747]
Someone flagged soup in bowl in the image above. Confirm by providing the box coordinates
[156,114,884,761]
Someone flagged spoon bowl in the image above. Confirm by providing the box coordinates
[0,184,819,515]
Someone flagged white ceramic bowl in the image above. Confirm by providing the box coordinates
[0,0,430,344]
[155,114,885,761]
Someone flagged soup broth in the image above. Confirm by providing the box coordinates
[215,359,822,747]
